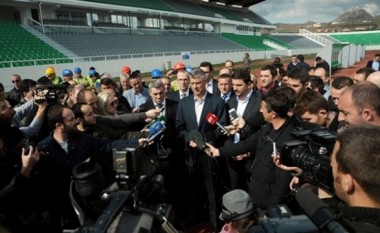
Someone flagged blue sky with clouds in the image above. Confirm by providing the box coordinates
[251,0,380,24]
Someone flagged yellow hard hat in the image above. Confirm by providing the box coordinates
[45,67,56,76]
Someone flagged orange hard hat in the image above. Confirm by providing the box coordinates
[173,62,186,71]
[122,65,131,74]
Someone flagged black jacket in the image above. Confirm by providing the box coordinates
[219,117,297,209]
[34,132,139,230]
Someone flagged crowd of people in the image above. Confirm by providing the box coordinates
[0,53,380,233]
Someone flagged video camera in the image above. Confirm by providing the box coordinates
[70,147,178,233]
[250,188,349,233]
[279,127,336,193]
[35,84,68,104]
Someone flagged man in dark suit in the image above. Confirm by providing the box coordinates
[200,61,219,95]
[139,80,190,219]
[176,68,227,230]
[139,79,179,159]
[166,70,193,102]
[217,73,235,103]
[366,53,380,71]
[225,69,265,191]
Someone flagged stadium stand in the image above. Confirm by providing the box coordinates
[201,5,244,21]
[162,0,214,17]
[46,33,247,57]
[330,32,380,45]
[222,33,293,50]
[83,0,173,12]
[0,21,70,67]
[269,34,323,49]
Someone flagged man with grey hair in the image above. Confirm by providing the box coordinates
[176,68,227,230]
[139,80,179,154]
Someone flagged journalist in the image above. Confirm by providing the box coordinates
[32,104,148,232]
[206,88,297,210]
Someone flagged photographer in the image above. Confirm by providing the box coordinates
[0,105,45,232]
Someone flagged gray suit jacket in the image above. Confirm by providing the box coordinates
[123,87,150,108]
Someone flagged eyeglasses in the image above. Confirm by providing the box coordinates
[12,80,20,83]
[109,100,118,107]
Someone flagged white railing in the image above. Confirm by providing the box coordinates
[299,28,333,46]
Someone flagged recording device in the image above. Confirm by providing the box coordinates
[279,127,336,193]
[296,188,349,233]
[249,204,319,233]
[228,108,239,120]
[189,130,208,151]
[148,115,167,128]
[70,148,178,233]
[35,84,68,104]
[206,113,229,134]
[24,142,49,155]
[146,121,167,144]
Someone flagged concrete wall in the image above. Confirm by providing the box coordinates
[0,48,320,90]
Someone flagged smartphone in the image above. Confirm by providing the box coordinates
[228,108,239,120]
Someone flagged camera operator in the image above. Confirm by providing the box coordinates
[32,104,148,232]
[330,125,380,232]
[295,91,339,132]
[206,88,297,210]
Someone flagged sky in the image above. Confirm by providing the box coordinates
[251,0,380,24]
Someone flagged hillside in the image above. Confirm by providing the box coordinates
[274,8,378,33]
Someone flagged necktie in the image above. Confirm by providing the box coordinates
[181,93,187,99]
[222,94,228,102]
[156,103,162,109]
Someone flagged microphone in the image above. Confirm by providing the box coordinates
[295,188,349,233]
[148,115,167,127]
[206,113,229,135]
[189,130,207,151]
[146,121,167,143]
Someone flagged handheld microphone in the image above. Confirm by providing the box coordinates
[148,115,167,127]
[295,188,349,233]
[146,121,167,143]
[189,130,207,151]
[206,113,229,135]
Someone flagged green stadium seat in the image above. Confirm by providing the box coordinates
[0,21,71,68]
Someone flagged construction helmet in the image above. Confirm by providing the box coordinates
[186,65,192,73]
[74,67,82,74]
[45,67,56,76]
[151,69,163,79]
[173,62,186,71]
[62,69,73,76]
[122,66,131,75]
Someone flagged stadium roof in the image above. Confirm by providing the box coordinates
[206,0,265,8]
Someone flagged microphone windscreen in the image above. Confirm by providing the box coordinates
[295,187,327,218]
[189,130,206,151]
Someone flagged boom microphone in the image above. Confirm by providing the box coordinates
[206,113,229,135]
[295,188,349,233]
